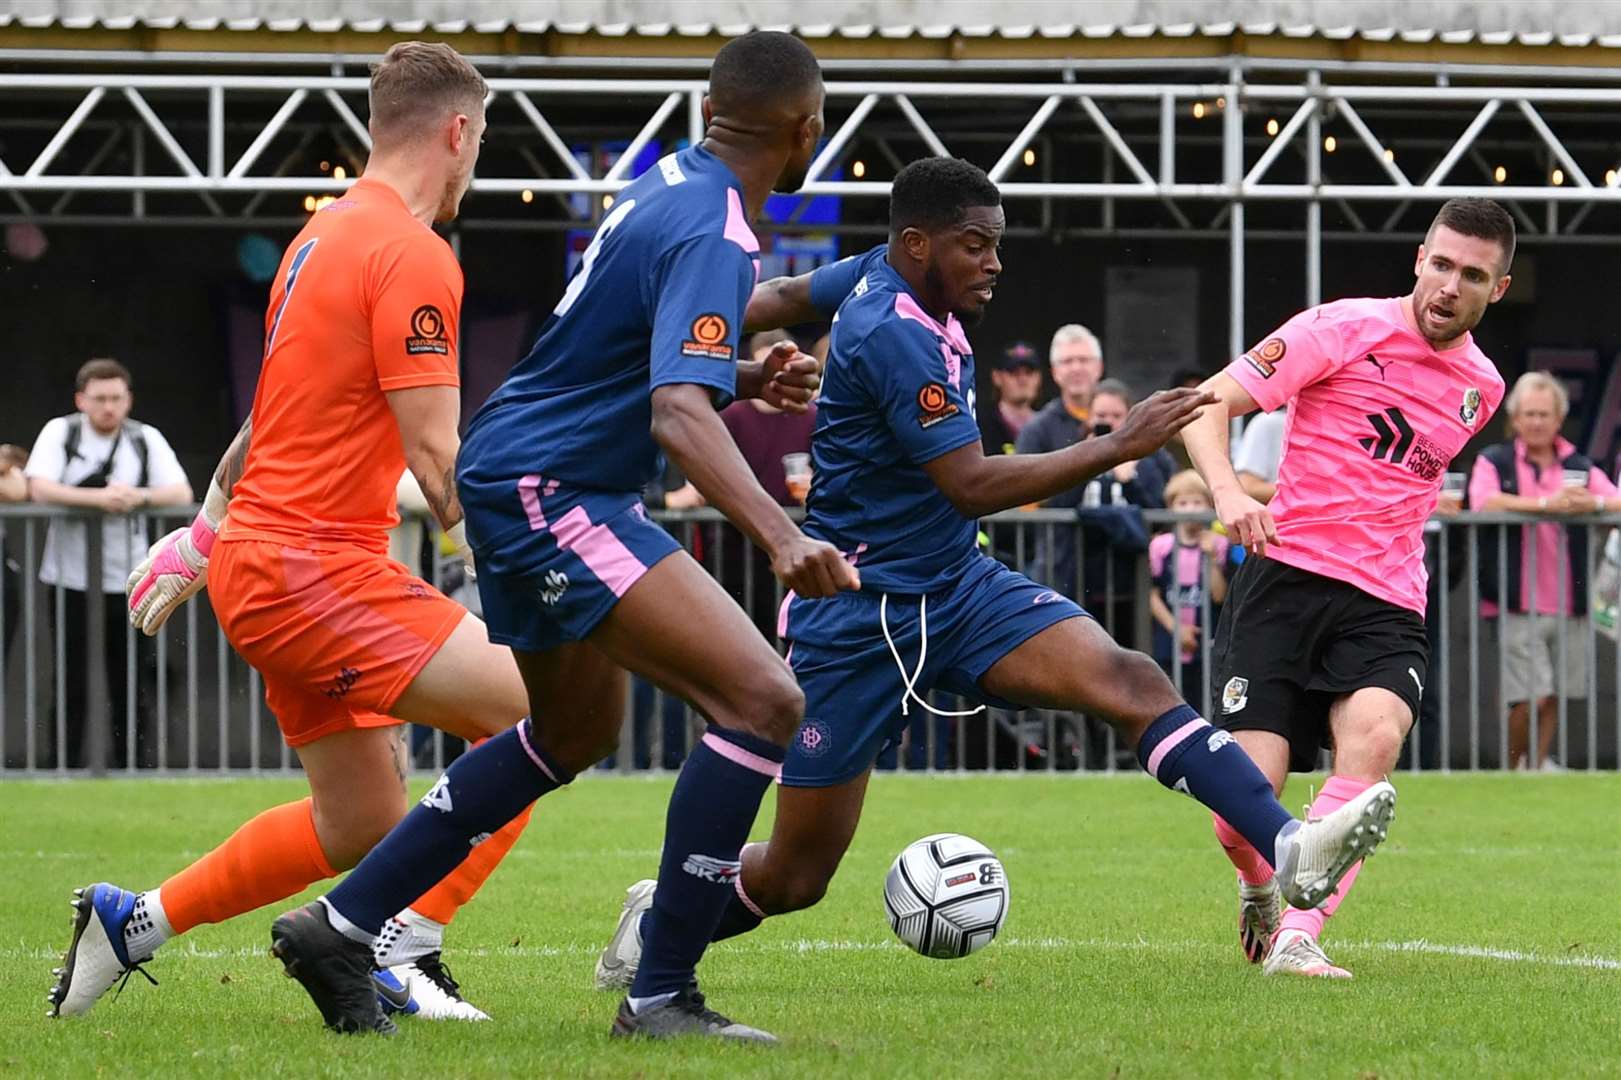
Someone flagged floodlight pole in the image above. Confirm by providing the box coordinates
[1226,66,1245,369]
[1306,70,1323,307]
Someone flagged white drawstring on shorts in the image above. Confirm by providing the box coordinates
[879,593,986,718]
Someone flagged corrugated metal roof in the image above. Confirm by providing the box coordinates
[5,0,1621,46]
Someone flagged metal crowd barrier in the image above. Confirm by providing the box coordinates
[1,503,1616,776]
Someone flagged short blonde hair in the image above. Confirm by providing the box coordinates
[1505,370,1570,423]
[369,42,487,142]
[1049,323,1102,364]
[1163,469,1212,506]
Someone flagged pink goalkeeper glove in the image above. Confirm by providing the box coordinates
[127,508,218,635]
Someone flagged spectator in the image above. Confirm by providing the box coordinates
[0,444,25,503]
[2,444,27,666]
[23,358,192,768]
[1019,379,1162,626]
[1148,470,1236,709]
[1234,407,1288,504]
[720,330,817,507]
[978,341,1041,456]
[1016,325,1105,499]
[1084,379,1176,513]
[1015,323,1105,482]
[1470,371,1619,770]
[1413,472,1467,771]
[1026,377,1158,769]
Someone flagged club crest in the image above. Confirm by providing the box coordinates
[1221,676,1250,714]
[1460,388,1482,427]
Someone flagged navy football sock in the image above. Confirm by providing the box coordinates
[1136,704,1293,865]
[629,725,783,1000]
[710,892,766,942]
[324,719,570,937]
[634,885,764,949]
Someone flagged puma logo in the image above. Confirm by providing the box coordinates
[1365,353,1391,380]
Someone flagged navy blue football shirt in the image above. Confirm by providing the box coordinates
[803,252,984,592]
[461,145,760,496]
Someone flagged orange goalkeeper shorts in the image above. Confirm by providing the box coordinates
[210,539,465,748]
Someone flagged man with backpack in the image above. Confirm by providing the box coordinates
[24,358,192,768]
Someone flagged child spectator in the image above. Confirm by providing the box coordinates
[1149,470,1238,708]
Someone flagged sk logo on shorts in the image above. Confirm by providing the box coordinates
[1221,676,1250,714]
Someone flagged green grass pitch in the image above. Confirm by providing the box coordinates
[3,773,1617,1078]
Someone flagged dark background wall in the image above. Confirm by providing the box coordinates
[2,224,1616,478]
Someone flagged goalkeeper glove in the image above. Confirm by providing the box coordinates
[126,478,224,635]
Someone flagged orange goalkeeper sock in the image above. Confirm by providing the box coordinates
[158,797,337,935]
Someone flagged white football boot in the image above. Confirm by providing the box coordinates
[595,879,656,991]
[375,954,490,1021]
[1262,929,1353,979]
[1273,780,1395,910]
[48,883,160,1018]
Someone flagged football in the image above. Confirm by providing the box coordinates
[883,833,1009,959]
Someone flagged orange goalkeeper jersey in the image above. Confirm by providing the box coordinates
[224,178,463,554]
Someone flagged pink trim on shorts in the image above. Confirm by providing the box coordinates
[1144,719,1209,780]
[701,730,782,778]
[518,474,547,531]
[777,590,797,638]
[551,505,647,598]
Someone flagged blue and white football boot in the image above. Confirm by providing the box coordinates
[48,883,158,1018]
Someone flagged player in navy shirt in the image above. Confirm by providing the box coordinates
[283,32,853,1044]
[599,158,1401,982]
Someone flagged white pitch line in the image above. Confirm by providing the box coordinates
[9,934,1616,971]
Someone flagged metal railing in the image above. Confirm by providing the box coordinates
[1,503,1616,776]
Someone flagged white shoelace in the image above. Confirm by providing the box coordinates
[878,593,986,719]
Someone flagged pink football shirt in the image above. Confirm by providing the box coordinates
[1225,296,1505,614]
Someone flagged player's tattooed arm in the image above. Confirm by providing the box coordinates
[215,417,253,500]
[417,462,464,534]
[186,416,251,529]
[385,385,464,532]
[923,389,1216,518]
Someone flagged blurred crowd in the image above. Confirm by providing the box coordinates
[4,340,1619,772]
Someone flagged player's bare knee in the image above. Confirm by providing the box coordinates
[538,718,620,776]
[1098,646,1181,740]
[779,870,830,913]
[756,863,831,914]
[1343,717,1406,775]
[718,668,804,746]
